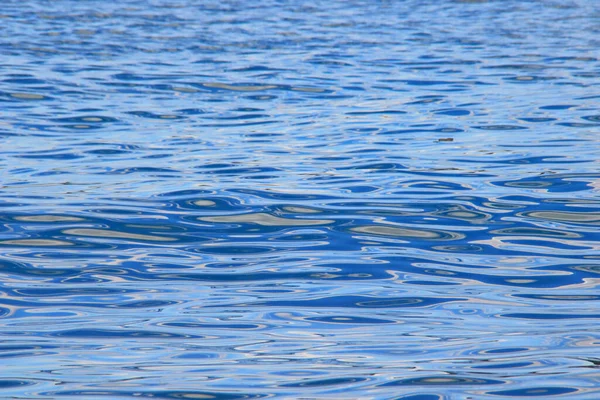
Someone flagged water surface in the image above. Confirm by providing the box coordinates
[1,0,600,399]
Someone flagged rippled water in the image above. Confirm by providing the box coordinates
[1,1,600,398]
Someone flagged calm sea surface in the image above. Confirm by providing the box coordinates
[1,1,600,399]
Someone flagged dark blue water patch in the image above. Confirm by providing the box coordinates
[556,122,600,128]
[45,390,268,399]
[240,295,464,309]
[394,79,461,86]
[173,352,219,360]
[380,376,505,386]
[393,394,444,400]
[433,108,472,116]
[159,322,264,330]
[103,167,180,175]
[346,110,407,116]
[473,124,528,130]
[304,315,397,324]
[391,395,443,400]
[84,148,131,155]
[0,380,34,389]
[50,329,202,339]
[474,362,535,369]
[487,387,579,397]
[518,117,558,123]
[279,376,368,388]
[216,113,270,120]
[582,115,600,122]
[539,105,578,110]
[484,347,530,354]
[2,77,46,85]
[16,152,84,160]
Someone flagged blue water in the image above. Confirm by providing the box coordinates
[1,0,600,398]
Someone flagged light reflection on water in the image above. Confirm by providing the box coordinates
[1,0,600,398]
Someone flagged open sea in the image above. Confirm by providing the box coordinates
[1,1,600,399]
